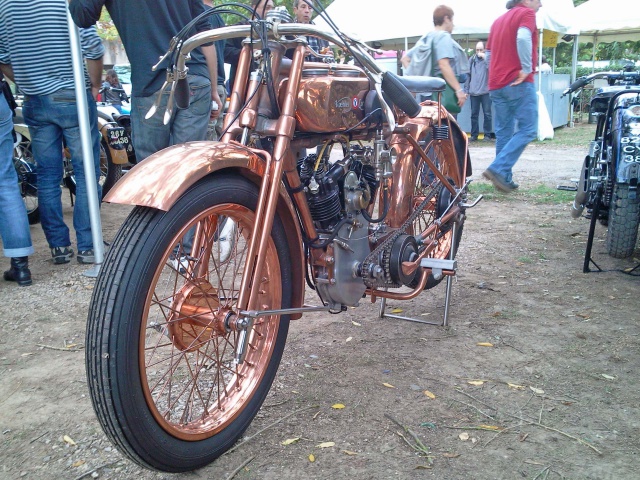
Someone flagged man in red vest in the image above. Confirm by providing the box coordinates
[483,0,542,193]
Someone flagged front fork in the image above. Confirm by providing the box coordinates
[231,44,309,364]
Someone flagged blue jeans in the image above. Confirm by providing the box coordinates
[470,93,493,138]
[0,95,34,258]
[130,74,211,161]
[488,82,538,182]
[22,89,102,251]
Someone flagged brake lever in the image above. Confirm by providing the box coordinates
[145,70,174,120]
[151,37,180,72]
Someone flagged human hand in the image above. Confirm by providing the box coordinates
[510,71,527,86]
[456,89,467,107]
[211,90,222,119]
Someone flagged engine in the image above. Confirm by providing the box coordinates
[299,142,422,309]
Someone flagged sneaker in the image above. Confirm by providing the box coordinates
[77,249,95,264]
[482,169,518,193]
[51,246,74,264]
[169,254,190,274]
[218,219,237,263]
[469,136,478,142]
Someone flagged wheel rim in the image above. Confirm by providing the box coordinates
[140,204,282,441]
[15,158,38,215]
[413,141,452,261]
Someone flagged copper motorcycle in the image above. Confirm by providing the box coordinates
[86,6,479,472]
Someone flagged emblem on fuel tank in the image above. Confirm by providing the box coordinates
[335,96,351,112]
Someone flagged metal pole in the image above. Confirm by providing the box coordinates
[67,10,104,277]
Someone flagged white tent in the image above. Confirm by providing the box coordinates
[317,0,578,51]
[575,0,640,43]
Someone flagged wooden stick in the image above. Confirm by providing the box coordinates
[36,343,84,352]
[504,412,603,455]
[225,455,256,480]
[450,398,496,420]
[73,461,119,480]
[223,405,319,456]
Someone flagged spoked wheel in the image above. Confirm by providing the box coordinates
[410,139,464,289]
[606,183,640,258]
[13,143,40,225]
[64,139,119,199]
[87,174,292,472]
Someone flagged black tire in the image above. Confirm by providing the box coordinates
[64,139,121,199]
[101,138,123,196]
[606,183,640,258]
[86,173,292,472]
[409,140,464,290]
[13,145,40,225]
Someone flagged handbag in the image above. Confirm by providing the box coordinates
[430,37,461,114]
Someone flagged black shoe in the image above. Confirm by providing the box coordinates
[51,246,74,264]
[3,257,32,286]
[77,249,95,264]
[469,136,478,142]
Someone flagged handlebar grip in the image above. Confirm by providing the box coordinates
[381,72,421,118]
[174,77,190,110]
[564,77,589,96]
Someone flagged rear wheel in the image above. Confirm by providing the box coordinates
[64,138,121,199]
[13,142,40,225]
[410,139,464,289]
[86,173,292,472]
[606,183,640,258]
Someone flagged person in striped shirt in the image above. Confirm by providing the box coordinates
[0,0,105,265]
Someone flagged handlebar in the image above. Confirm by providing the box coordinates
[149,21,433,128]
[562,70,640,97]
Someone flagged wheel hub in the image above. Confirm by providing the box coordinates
[167,281,235,352]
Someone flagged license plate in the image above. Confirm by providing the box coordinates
[107,127,128,149]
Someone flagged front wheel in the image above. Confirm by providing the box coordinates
[606,183,640,258]
[86,173,293,472]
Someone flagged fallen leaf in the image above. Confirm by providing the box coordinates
[467,380,485,386]
[342,450,358,455]
[308,454,315,462]
[442,453,460,458]
[415,465,432,469]
[281,437,300,446]
[476,342,494,347]
[382,382,395,388]
[424,390,436,399]
[63,435,76,446]
[21,352,34,357]
[72,460,85,468]
[420,422,437,429]
[508,383,526,390]
[529,386,545,395]
[351,321,361,326]
[479,424,502,431]
[458,432,470,441]
[332,403,346,409]
[471,437,478,444]
[601,374,616,380]
[316,442,335,448]
[345,337,353,342]
[391,308,403,313]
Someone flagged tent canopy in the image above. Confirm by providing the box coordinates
[574,0,640,43]
[316,0,578,51]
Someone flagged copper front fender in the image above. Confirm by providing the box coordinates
[104,140,306,317]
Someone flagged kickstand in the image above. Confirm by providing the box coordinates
[583,190,603,273]
[378,222,458,327]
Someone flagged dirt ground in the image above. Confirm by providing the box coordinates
[1,129,639,480]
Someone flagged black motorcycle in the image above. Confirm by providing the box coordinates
[562,68,640,270]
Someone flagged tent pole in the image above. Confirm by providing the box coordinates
[538,29,543,93]
[66,10,104,277]
[571,36,578,84]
